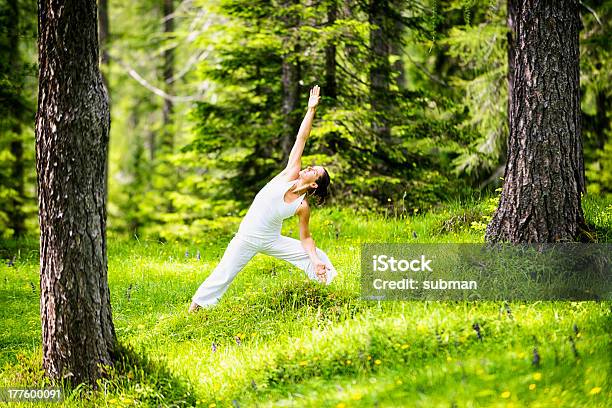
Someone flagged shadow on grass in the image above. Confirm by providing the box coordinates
[0,236,39,263]
[4,342,198,406]
[582,221,612,243]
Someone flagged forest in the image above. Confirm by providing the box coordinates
[1,0,609,240]
[0,0,610,406]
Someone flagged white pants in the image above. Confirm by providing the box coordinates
[191,233,338,307]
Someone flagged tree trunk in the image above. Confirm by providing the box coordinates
[36,0,116,385]
[324,0,337,100]
[280,1,301,159]
[485,0,585,243]
[369,0,391,140]
[6,0,26,237]
[390,17,405,90]
[9,124,25,237]
[161,0,174,151]
[582,89,610,150]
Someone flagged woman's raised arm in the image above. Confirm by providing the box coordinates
[282,85,321,180]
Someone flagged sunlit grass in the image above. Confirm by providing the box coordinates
[0,198,610,407]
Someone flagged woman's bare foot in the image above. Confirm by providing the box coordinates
[188,301,201,313]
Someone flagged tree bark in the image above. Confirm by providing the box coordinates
[161,0,174,151]
[485,0,585,243]
[390,17,405,90]
[9,124,25,237]
[280,0,301,158]
[6,0,26,237]
[36,0,116,384]
[324,0,337,100]
[582,89,610,150]
[369,0,391,140]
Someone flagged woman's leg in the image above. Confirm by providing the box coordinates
[191,235,259,307]
[261,235,337,284]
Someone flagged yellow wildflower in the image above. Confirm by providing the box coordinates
[501,391,511,399]
[533,372,542,381]
[589,387,601,395]
[374,359,382,365]
[529,384,536,391]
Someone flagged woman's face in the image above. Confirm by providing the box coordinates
[299,165,325,185]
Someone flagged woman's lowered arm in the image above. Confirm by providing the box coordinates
[296,200,328,283]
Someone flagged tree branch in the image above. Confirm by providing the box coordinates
[107,51,206,102]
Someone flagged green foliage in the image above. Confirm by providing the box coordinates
[174,0,475,237]
[0,0,38,238]
[1,0,610,240]
[433,0,508,182]
[583,194,612,242]
[581,1,612,198]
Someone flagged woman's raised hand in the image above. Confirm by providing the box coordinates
[307,85,321,109]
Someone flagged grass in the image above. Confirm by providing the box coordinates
[0,195,610,407]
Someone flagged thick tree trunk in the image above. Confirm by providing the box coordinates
[324,0,337,100]
[485,0,585,243]
[281,0,301,158]
[369,0,391,140]
[162,0,174,151]
[36,0,116,384]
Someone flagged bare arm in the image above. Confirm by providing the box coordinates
[281,85,321,180]
[296,200,328,282]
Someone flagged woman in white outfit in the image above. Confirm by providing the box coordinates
[189,85,337,312]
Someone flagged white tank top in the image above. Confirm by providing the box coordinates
[237,175,306,241]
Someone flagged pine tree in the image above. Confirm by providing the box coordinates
[486,0,586,243]
[36,0,116,383]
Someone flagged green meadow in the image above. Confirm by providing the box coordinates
[1,196,610,407]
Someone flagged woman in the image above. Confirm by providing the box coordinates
[189,85,337,312]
